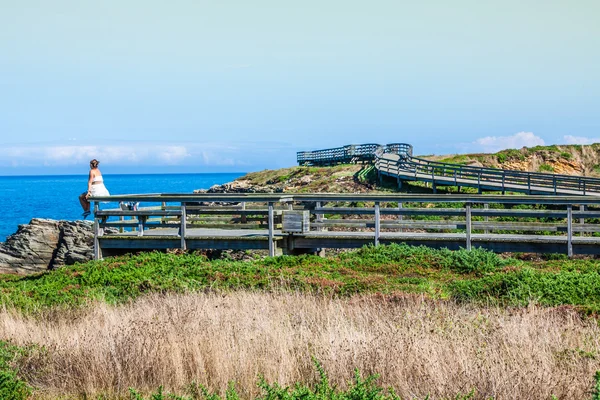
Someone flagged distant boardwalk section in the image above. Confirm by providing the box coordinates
[90,193,600,259]
[298,143,600,196]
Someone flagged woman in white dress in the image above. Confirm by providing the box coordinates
[79,159,110,219]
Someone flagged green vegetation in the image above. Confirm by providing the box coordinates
[538,163,555,173]
[560,151,572,160]
[495,149,525,162]
[594,371,600,400]
[438,155,471,165]
[240,164,368,193]
[126,360,482,400]
[527,145,560,153]
[0,341,33,400]
[1,245,600,314]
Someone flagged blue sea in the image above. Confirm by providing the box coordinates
[0,173,244,242]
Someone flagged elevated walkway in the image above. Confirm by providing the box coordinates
[298,143,600,196]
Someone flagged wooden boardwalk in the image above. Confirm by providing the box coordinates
[298,143,600,196]
[91,193,600,259]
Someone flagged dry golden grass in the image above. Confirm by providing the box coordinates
[1,292,599,399]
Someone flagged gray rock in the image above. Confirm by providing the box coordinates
[0,218,96,274]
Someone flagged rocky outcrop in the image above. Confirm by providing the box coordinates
[0,219,96,274]
[194,179,289,194]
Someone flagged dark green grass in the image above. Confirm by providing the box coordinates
[1,244,600,314]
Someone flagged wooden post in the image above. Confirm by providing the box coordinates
[484,203,489,235]
[579,205,585,237]
[374,201,380,246]
[465,202,472,251]
[398,202,403,233]
[138,215,144,237]
[316,201,323,232]
[567,204,573,258]
[93,202,101,260]
[268,201,274,257]
[180,203,187,250]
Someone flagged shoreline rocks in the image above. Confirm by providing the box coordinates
[0,219,96,274]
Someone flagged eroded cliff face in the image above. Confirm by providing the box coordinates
[0,219,95,274]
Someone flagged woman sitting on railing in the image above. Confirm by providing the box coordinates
[79,159,110,219]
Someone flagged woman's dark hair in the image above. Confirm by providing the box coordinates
[89,159,99,169]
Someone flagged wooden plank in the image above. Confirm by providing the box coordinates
[282,210,310,233]
[465,203,471,251]
[268,202,274,256]
[374,202,380,246]
[181,204,187,250]
[97,210,182,217]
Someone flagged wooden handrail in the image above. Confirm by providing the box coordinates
[91,193,600,259]
[298,143,600,196]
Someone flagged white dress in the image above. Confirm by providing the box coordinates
[90,176,110,197]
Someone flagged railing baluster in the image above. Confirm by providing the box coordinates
[93,201,100,260]
[484,203,489,235]
[268,201,274,257]
[580,204,585,237]
[398,202,403,233]
[180,203,187,250]
[465,202,472,251]
[567,204,573,258]
[374,201,380,246]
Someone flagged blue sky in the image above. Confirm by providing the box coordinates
[1,0,599,175]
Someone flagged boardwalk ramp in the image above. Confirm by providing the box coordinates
[298,143,600,196]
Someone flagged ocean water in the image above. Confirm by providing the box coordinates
[0,173,244,242]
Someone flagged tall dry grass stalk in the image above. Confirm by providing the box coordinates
[0,292,599,399]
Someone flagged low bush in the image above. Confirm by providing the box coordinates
[0,342,32,400]
[439,247,509,276]
[126,360,480,400]
[539,163,554,173]
[451,268,600,310]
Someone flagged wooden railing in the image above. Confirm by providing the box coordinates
[297,143,412,165]
[91,193,600,258]
[298,143,600,195]
[376,153,600,195]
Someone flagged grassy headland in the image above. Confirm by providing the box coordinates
[0,246,599,398]
[3,144,600,399]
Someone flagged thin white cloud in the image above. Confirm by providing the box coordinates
[563,135,600,145]
[473,131,545,153]
[0,141,295,169]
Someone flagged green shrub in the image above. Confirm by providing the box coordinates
[496,153,507,164]
[0,342,32,400]
[528,145,559,153]
[450,268,600,310]
[539,164,554,173]
[440,247,507,276]
[559,152,572,160]
[593,370,600,400]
